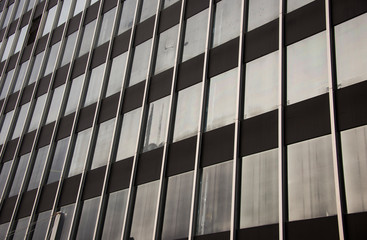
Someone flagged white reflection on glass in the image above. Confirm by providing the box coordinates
[2,4,14,29]
[0,161,12,198]
[287,31,328,104]
[61,31,78,67]
[91,118,115,169]
[27,145,49,191]
[240,149,278,228]
[47,137,69,184]
[76,197,100,239]
[2,34,15,61]
[46,85,65,124]
[287,0,314,13]
[83,63,105,107]
[58,0,72,26]
[128,39,152,86]
[78,20,97,57]
[12,60,29,93]
[97,8,116,46]
[9,153,30,197]
[0,110,14,145]
[12,216,29,240]
[288,135,336,221]
[163,0,180,9]
[43,42,61,77]
[341,125,367,213]
[244,51,278,118]
[205,68,237,132]
[31,210,52,239]
[118,0,137,34]
[196,161,232,235]
[28,52,45,84]
[74,0,87,16]
[106,53,127,97]
[11,102,30,140]
[42,6,57,36]
[0,69,15,99]
[248,0,278,31]
[68,128,91,177]
[64,74,84,116]
[14,25,28,54]
[27,94,47,132]
[139,0,159,23]
[0,222,9,240]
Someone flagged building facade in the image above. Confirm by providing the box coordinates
[0,0,366,239]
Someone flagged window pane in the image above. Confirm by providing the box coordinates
[27,94,47,132]
[196,161,232,235]
[244,51,278,118]
[97,8,116,46]
[162,171,193,240]
[212,0,241,47]
[154,25,179,75]
[2,34,15,61]
[128,39,152,86]
[248,0,278,31]
[58,0,72,26]
[14,25,28,54]
[46,84,65,124]
[288,135,337,221]
[83,63,105,107]
[182,9,209,62]
[287,0,314,13]
[106,53,127,97]
[91,118,115,169]
[12,216,29,240]
[0,110,14,145]
[118,0,137,34]
[9,153,30,197]
[11,102,30,140]
[68,128,91,177]
[76,197,100,239]
[0,161,12,198]
[287,31,328,104]
[0,222,9,240]
[115,108,141,161]
[28,52,45,84]
[341,125,367,213]
[173,83,201,142]
[12,60,29,93]
[163,0,180,9]
[0,69,15,99]
[74,0,87,16]
[42,6,57,36]
[205,68,237,132]
[78,20,96,57]
[64,74,84,116]
[31,210,52,240]
[27,145,49,191]
[47,137,69,184]
[27,0,36,11]
[101,189,128,240]
[14,0,26,20]
[61,31,78,67]
[43,42,61,77]
[58,204,75,240]
[335,13,367,88]
[1,4,14,30]
[139,0,158,23]
[130,181,159,240]
[240,149,278,228]
[142,96,170,152]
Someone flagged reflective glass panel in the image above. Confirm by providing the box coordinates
[288,135,337,221]
[0,222,9,240]
[42,6,57,36]
[74,0,87,16]
[154,25,179,74]
[68,128,91,177]
[61,31,78,67]
[163,0,180,9]
[106,53,127,97]
[9,153,30,197]
[64,74,84,116]
[14,25,28,54]
[43,42,61,76]
[11,102,30,140]
[118,0,137,34]
[12,216,29,240]
[12,60,28,93]
[58,0,72,26]
[28,52,45,84]
[76,197,100,239]
[128,39,152,86]
[196,161,232,235]
[97,8,116,46]
[14,0,26,20]
[31,210,52,240]
[27,0,36,11]
[47,137,69,184]
[2,4,14,30]
[58,204,75,240]
[78,20,97,57]
[287,0,314,12]
[91,118,115,169]
[0,69,15,99]
[2,34,15,61]
[247,0,278,31]
[46,84,65,124]
[27,94,47,132]
[0,110,14,145]
[139,0,158,23]
[27,145,49,191]
[0,161,12,198]
[83,63,105,107]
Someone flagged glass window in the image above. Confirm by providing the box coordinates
[196,161,232,235]
[118,0,137,34]
[0,110,14,145]
[2,34,15,61]
[335,13,367,88]
[91,118,115,169]
[42,6,57,36]
[46,85,65,124]
[68,128,91,177]
[172,83,201,142]
[74,0,87,16]
[244,51,278,118]
[43,42,61,77]
[12,216,29,240]
[163,0,180,9]
[182,9,209,62]
[14,25,28,54]
[142,96,170,152]
[115,108,141,161]
[205,68,238,132]
[97,8,116,46]
[58,203,75,240]
[154,25,179,75]
[9,153,30,197]
[0,69,15,99]
[162,171,193,240]
[12,60,29,93]
[27,145,49,191]
[139,0,158,23]
[0,222,9,240]
[27,0,36,11]
[78,19,97,57]
[101,189,128,240]
[2,4,14,29]
[28,52,45,84]
[130,181,159,240]
[247,0,279,31]
[106,53,127,97]
[47,137,69,184]
[76,197,100,239]
[240,149,278,228]
[64,74,84,116]
[212,0,241,47]
[11,102,30,140]
[30,210,52,240]
[287,31,328,104]
[27,94,47,132]
[58,0,72,26]
[287,0,314,12]
[288,135,337,221]
[14,0,26,20]
[340,125,367,213]
[0,161,12,198]
[128,39,152,86]
[83,64,105,107]
[61,31,78,67]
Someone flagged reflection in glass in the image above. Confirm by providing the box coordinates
[42,6,57,36]
[68,128,92,177]
[28,52,45,84]
[162,172,193,240]
[27,0,36,11]
[97,8,116,46]
[0,161,12,198]
[91,118,115,169]
[143,96,170,152]
[64,74,84,116]
[182,9,209,62]
[47,137,69,184]
[248,0,278,31]
[1,4,14,29]
[106,53,127,97]
[102,189,128,239]
[9,153,30,197]
[154,25,179,74]
[0,110,14,145]
[139,0,158,23]
[205,68,237,132]
[74,0,87,16]
[287,0,314,13]
[287,31,328,104]
[173,83,201,142]
[14,25,28,54]
[61,31,78,67]
[118,0,137,34]
[196,161,232,235]
[76,197,100,239]
[0,69,15,99]
[128,39,152,86]
[288,135,336,221]
[27,145,49,191]
[244,51,278,118]
[43,42,61,77]
[12,60,29,93]
[240,149,278,228]
[58,204,75,240]
[11,103,30,140]
[27,94,47,132]
[341,125,367,213]
[163,0,180,9]
[83,64,105,107]
[212,0,241,47]
[12,216,30,240]
[335,13,367,88]
[0,222,9,240]
[116,108,141,161]
[130,181,159,240]
[78,20,97,57]
[58,0,72,26]
[46,85,65,124]
[1,34,15,61]
[31,210,52,239]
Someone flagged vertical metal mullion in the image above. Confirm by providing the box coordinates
[325,0,347,239]
[0,0,10,30]
[187,1,215,239]
[0,0,15,60]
